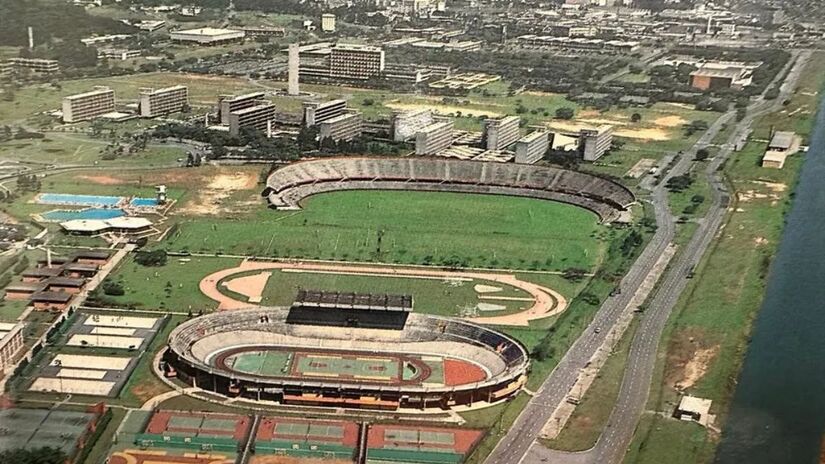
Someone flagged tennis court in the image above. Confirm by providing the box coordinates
[0,408,97,455]
[145,410,251,442]
[366,424,484,463]
[255,417,359,462]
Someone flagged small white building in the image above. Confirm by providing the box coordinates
[169,27,245,45]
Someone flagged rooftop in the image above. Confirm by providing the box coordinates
[293,289,413,312]
[769,131,796,150]
[173,27,243,37]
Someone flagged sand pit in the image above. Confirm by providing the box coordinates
[53,354,131,371]
[474,284,502,293]
[67,334,144,349]
[84,314,158,329]
[653,115,688,127]
[222,271,271,304]
[57,368,107,380]
[476,303,506,312]
[30,377,115,396]
[90,327,137,336]
[178,171,258,216]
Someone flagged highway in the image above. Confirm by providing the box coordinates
[486,50,810,464]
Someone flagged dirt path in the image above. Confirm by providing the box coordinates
[199,260,568,326]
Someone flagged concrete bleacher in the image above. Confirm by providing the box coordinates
[263,157,635,222]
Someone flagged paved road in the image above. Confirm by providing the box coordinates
[486,50,810,464]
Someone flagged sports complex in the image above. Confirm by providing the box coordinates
[163,290,529,410]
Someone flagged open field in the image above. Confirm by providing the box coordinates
[0,134,185,166]
[166,190,608,272]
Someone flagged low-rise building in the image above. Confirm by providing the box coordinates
[4,57,60,74]
[762,131,800,169]
[170,27,245,45]
[514,131,550,164]
[31,291,72,311]
[241,26,286,37]
[139,85,189,117]
[415,120,454,155]
[318,112,363,142]
[98,48,142,61]
[321,13,336,32]
[62,86,116,123]
[580,125,614,161]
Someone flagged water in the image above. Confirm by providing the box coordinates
[41,208,125,222]
[715,95,825,462]
[130,197,159,207]
[37,193,123,206]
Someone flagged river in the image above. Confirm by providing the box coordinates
[715,94,825,463]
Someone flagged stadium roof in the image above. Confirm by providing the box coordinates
[293,289,413,312]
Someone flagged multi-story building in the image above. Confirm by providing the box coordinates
[483,116,520,151]
[62,86,115,123]
[170,27,245,45]
[303,99,348,126]
[580,125,614,161]
[241,26,286,37]
[321,14,336,32]
[514,131,550,164]
[0,323,24,371]
[228,103,277,137]
[5,57,59,74]
[318,112,363,142]
[392,109,434,142]
[218,92,267,125]
[98,49,142,61]
[139,85,189,117]
[329,44,384,80]
[415,120,454,155]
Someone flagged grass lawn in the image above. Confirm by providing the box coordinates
[623,414,714,464]
[117,315,181,406]
[0,135,185,166]
[102,256,242,311]
[616,73,651,84]
[165,190,609,272]
[0,300,28,321]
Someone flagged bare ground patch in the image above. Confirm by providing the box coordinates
[665,328,720,392]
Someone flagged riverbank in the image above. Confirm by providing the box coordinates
[624,51,825,464]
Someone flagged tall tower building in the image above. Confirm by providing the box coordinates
[288,43,300,96]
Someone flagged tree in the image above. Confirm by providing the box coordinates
[630,112,642,123]
[134,249,167,267]
[554,107,575,120]
[103,280,125,296]
[695,148,710,161]
[0,447,66,464]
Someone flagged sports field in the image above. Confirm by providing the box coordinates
[167,190,607,272]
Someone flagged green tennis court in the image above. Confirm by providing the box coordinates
[274,422,345,439]
[293,353,401,381]
[229,351,291,376]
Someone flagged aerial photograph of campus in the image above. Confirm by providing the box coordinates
[0,0,824,463]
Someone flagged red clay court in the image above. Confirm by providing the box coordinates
[256,417,359,447]
[367,424,484,455]
[145,410,251,442]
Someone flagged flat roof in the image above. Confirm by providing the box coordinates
[223,92,266,102]
[31,291,73,303]
[519,131,548,143]
[333,43,383,53]
[140,85,187,95]
[231,103,275,116]
[173,27,243,36]
[769,131,796,149]
[320,112,360,124]
[65,87,113,100]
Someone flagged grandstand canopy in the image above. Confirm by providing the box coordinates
[293,289,413,313]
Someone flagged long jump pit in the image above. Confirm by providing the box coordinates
[200,260,568,326]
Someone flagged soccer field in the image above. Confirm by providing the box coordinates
[166,190,608,272]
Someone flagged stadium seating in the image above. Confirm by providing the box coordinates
[263,157,635,222]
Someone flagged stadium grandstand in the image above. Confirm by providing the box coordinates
[164,301,529,410]
[261,157,635,222]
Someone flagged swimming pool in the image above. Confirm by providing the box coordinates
[38,193,123,207]
[41,208,126,222]
[130,197,159,207]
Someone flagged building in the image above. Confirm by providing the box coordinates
[139,85,189,117]
[218,92,267,125]
[59,217,153,236]
[241,26,286,37]
[689,63,755,91]
[483,116,521,151]
[321,13,336,32]
[383,64,430,85]
[288,44,300,96]
[228,103,277,137]
[392,109,434,142]
[674,396,713,427]
[318,112,363,142]
[0,323,24,371]
[329,44,384,80]
[98,48,141,61]
[31,291,72,311]
[415,120,454,155]
[303,99,348,126]
[169,27,245,45]
[514,131,550,164]
[580,125,614,161]
[62,86,116,123]
[4,57,59,74]
[762,131,800,169]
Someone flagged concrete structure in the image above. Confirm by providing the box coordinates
[228,103,277,137]
[415,120,454,155]
[762,131,800,169]
[4,57,59,74]
[241,26,285,37]
[138,85,188,117]
[329,44,384,80]
[674,395,713,427]
[580,125,614,161]
[62,87,115,123]
[303,99,347,127]
[60,217,153,235]
[392,109,434,142]
[483,116,521,151]
[321,13,336,32]
[218,92,266,125]
[514,131,550,164]
[318,112,363,142]
[169,27,245,45]
[288,43,300,96]
[689,63,755,90]
[0,323,24,371]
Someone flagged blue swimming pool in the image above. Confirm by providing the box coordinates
[130,197,159,207]
[38,193,123,207]
[41,208,126,222]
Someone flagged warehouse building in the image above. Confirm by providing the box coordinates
[139,85,189,117]
[62,86,116,123]
[580,125,614,161]
[483,116,521,151]
[228,103,277,137]
[303,99,348,126]
[415,120,454,155]
[170,27,245,45]
[514,131,550,164]
[218,92,267,125]
[318,112,363,142]
[329,44,385,80]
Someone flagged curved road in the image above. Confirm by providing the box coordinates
[486,50,810,464]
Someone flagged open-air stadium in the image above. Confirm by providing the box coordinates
[163,291,529,410]
[262,157,635,222]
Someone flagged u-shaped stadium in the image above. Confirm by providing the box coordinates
[262,157,635,222]
[163,294,529,410]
